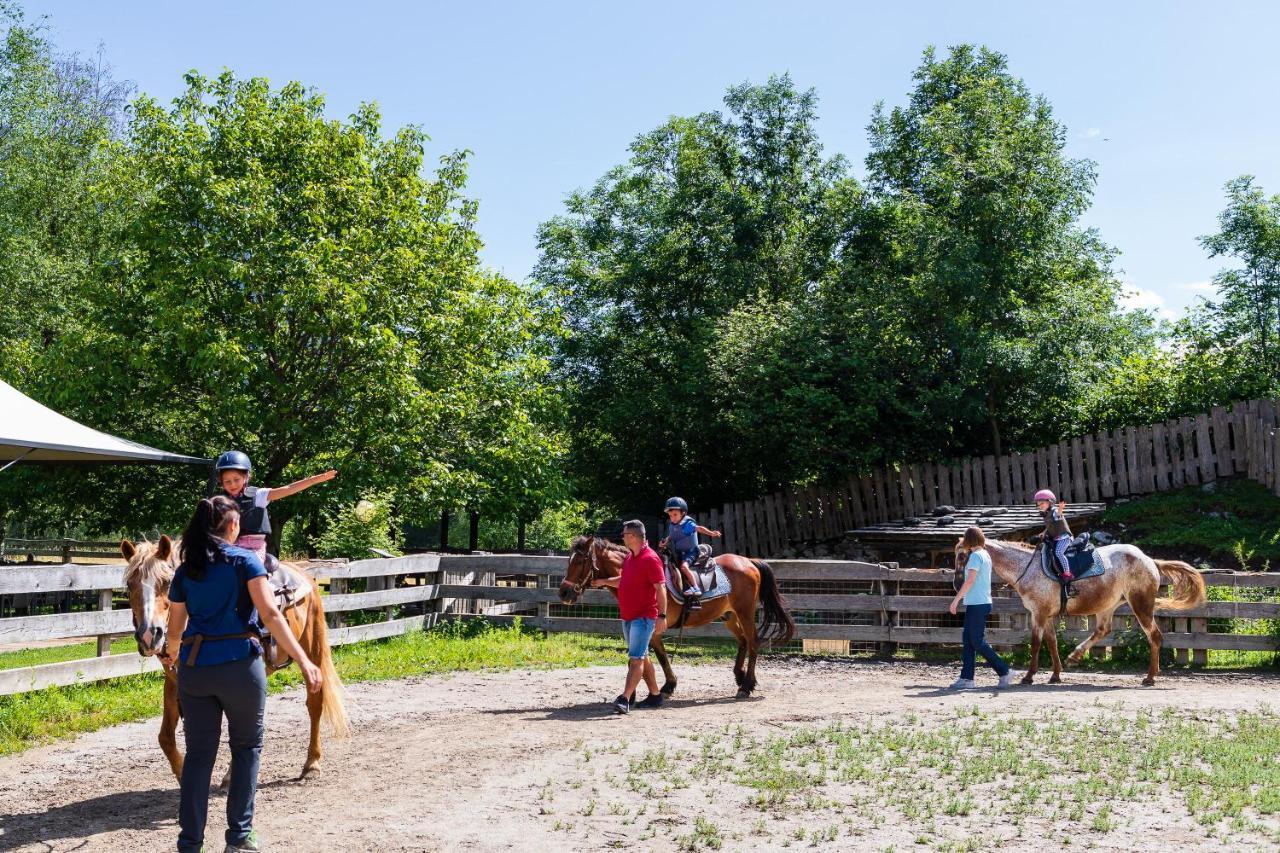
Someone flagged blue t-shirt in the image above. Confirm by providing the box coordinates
[963,549,994,606]
[168,543,267,666]
[668,516,699,563]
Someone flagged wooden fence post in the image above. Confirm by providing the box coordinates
[97,589,114,656]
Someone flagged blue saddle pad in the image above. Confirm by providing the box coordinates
[666,563,731,603]
[1042,545,1105,583]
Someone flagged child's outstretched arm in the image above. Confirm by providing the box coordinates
[266,469,337,503]
[694,525,722,538]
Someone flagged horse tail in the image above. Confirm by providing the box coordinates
[753,560,795,645]
[311,592,350,738]
[1154,559,1207,611]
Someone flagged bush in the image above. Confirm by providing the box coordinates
[313,493,400,560]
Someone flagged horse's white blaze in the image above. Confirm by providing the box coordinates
[140,580,157,645]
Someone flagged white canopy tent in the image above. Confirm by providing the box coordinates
[0,379,209,469]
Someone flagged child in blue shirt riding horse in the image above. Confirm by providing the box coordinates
[659,497,721,609]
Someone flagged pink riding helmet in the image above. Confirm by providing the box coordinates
[1033,489,1056,503]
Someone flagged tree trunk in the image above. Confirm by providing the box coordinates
[468,510,480,552]
[439,510,450,552]
[517,516,527,552]
[986,387,1003,457]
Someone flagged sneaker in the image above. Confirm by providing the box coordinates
[224,831,262,853]
[997,671,1016,689]
[612,694,629,715]
[682,586,700,598]
[637,693,665,709]
[948,678,977,690]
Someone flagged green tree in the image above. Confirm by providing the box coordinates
[1196,175,1280,387]
[18,70,566,539]
[859,44,1137,457]
[535,74,846,508]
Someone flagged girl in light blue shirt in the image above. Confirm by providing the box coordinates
[949,526,1013,689]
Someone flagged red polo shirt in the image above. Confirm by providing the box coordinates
[617,544,665,620]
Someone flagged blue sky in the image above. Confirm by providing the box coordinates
[27,1,1280,319]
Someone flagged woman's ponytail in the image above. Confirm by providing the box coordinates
[180,495,239,580]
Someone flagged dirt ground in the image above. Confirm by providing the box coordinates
[2,658,1278,852]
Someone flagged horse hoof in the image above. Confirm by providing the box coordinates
[1142,677,1155,687]
[299,761,321,780]
[660,682,676,696]
[1066,656,1081,667]
[1019,674,1035,685]
[1048,675,1062,684]
[735,689,752,700]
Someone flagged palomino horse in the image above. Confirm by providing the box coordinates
[955,538,1206,685]
[559,536,795,698]
[121,536,349,781]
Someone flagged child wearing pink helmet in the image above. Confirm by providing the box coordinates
[1033,489,1073,582]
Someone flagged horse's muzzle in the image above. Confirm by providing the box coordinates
[558,582,578,605]
[135,625,165,657]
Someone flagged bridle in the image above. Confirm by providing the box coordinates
[568,540,605,596]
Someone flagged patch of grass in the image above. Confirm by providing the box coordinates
[607,707,1280,847]
[1102,478,1280,569]
[0,620,735,755]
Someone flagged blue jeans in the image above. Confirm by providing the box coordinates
[177,655,266,853]
[621,618,656,659]
[961,603,1009,680]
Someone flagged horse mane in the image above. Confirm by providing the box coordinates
[569,535,628,555]
[123,539,178,586]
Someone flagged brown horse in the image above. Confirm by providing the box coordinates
[955,537,1206,685]
[559,537,795,698]
[121,536,349,781]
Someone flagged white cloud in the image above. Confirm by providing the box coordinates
[1120,285,1179,321]
[1184,281,1215,293]
[1080,127,1101,139]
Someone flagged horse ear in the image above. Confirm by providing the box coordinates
[120,539,136,559]
[156,535,173,560]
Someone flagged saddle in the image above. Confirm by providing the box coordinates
[259,561,312,669]
[663,544,730,605]
[1040,534,1105,584]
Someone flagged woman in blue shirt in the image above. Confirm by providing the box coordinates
[165,496,322,853]
[948,526,1014,690]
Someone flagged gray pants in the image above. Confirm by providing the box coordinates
[177,655,266,853]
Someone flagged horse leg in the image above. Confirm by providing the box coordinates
[160,672,183,781]
[722,612,748,689]
[1067,611,1114,666]
[740,622,760,698]
[1127,591,1163,686]
[1045,624,1064,684]
[650,635,678,696]
[300,610,324,778]
[1021,618,1043,685]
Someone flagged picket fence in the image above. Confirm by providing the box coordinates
[694,399,1280,558]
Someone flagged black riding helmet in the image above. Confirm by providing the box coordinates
[664,496,688,514]
[214,450,252,473]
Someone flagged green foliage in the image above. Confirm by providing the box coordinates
[536,74,846,507]
[1196,176,1280,388]
[1102,479,1280,569]
[542,47,1156,505]
[2,57,568,537]
[313,493,399,560]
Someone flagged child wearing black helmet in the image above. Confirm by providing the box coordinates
[659,496,722,609]
[213,451,337,564]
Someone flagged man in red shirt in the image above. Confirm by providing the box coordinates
[592,519,667,713]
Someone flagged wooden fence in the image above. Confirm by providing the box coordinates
[0,538,125,563]
[691,399,1280,558]
[2,555,1276,696]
